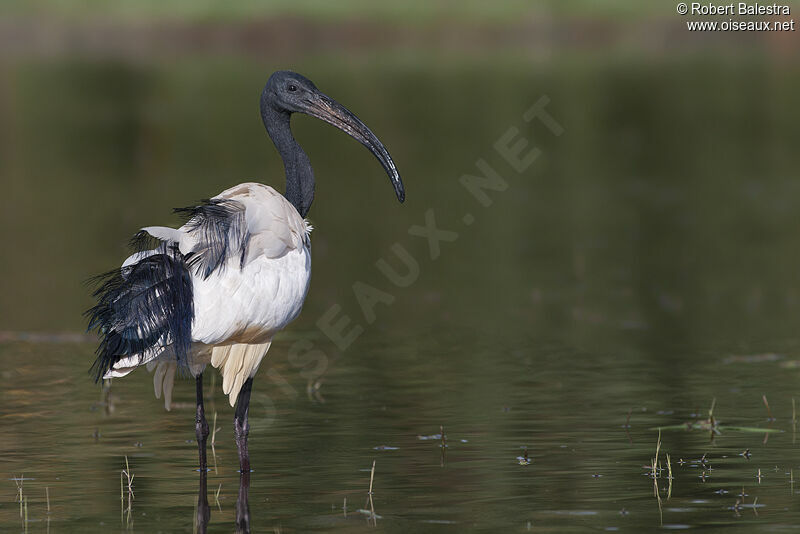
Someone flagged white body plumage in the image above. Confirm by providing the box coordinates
[105,182,312,407]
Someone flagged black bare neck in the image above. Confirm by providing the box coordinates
[261,103,315,217]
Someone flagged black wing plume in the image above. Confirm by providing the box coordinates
[174,198,249,279]
[86,243,194,381]
[87,197,248,381]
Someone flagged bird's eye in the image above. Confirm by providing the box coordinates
[287,84,298,92]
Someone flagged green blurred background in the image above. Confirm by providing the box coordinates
[2,0,799,337]
[2,1,800,532]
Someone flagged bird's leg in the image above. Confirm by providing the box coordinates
[234,378,253,533]
[195,373,210,471]
[234,377,254,473]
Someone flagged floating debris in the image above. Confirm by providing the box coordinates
[373,445,399,451]
[723,353,783,364]
[417,428,463,447]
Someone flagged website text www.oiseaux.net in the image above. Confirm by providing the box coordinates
[677,3,796,31]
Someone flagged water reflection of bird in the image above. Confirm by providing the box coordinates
[196,459,250,533]
[87,71,405,475]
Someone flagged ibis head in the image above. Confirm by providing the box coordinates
[260,70,404,216]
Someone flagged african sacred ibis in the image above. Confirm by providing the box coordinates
[87,71,405,472]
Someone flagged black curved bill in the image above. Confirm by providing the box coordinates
[301,93,405,203]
